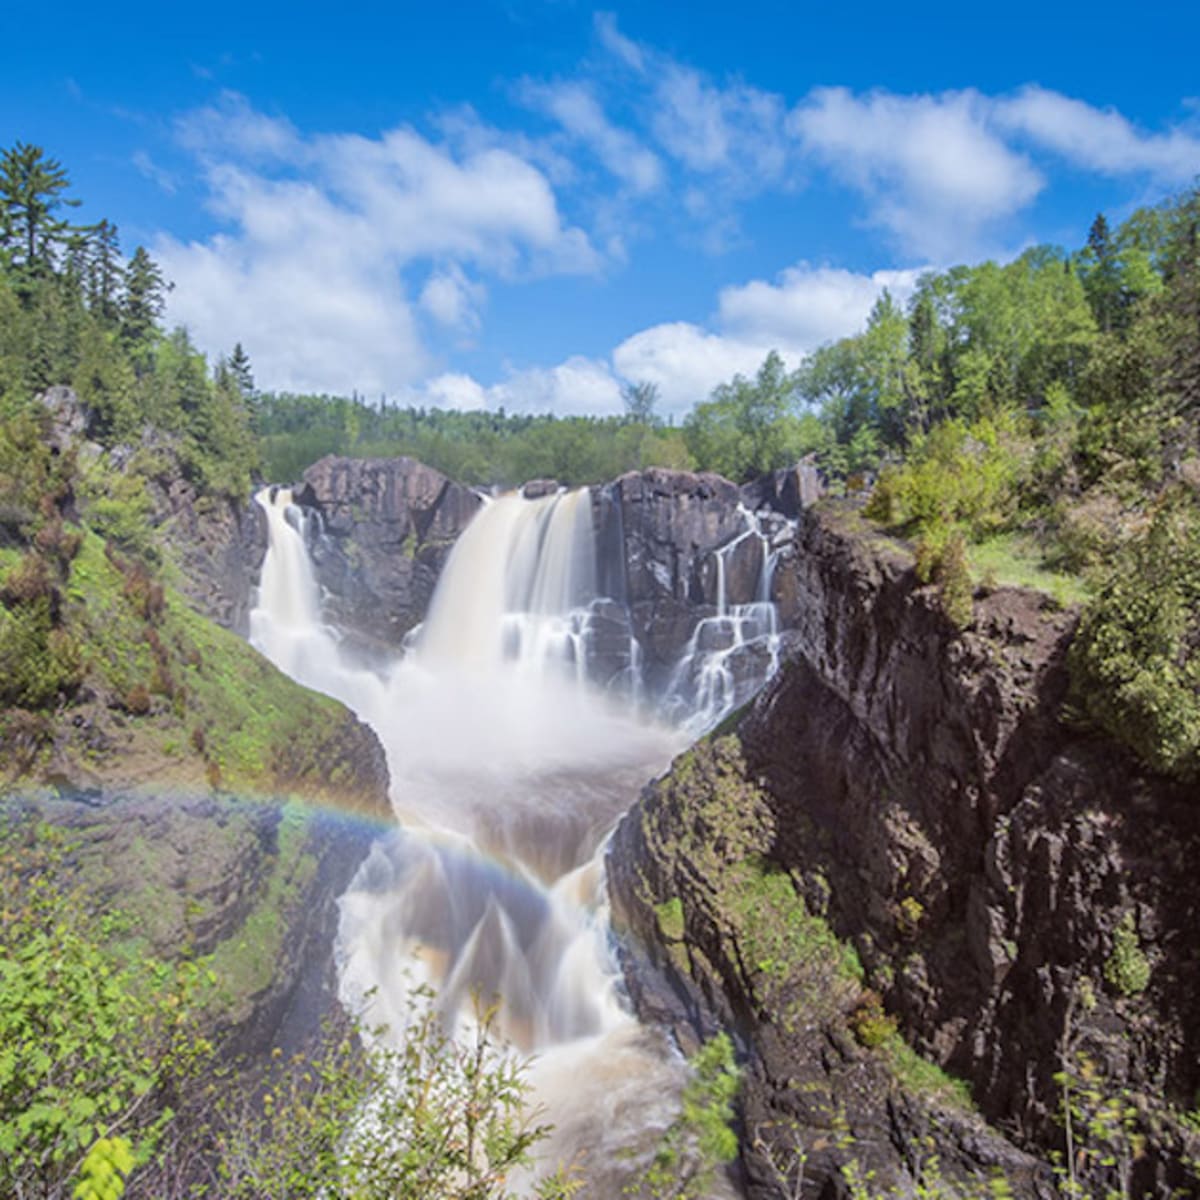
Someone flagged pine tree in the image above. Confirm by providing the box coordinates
[120,246,168,356]
[1080,213,1123,334]
[0,143,80,283]
[85,220,123,324]
[228,342,255,399]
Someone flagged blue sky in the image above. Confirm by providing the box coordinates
[4,0,1200,417]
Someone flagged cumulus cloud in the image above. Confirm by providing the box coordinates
[155,93,599,396]
[788,87,1044,260]
[403,356,624,417]
[612,262,920,414]
[520,80,663,193]
[420,265,485,332]
[718,264,923,350]
[612,322,778,412]
[994,85,1200,182]
[391,257,925,420]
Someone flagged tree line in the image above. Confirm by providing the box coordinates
[0,142,259,500]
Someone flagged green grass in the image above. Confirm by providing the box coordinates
[968,532,1092,607]
[884,1035,974,1111]
[207,804,318,1020]
[655,897,685,942]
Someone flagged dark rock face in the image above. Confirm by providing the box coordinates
[739,459,824,519]
[293,455,482,653]
[595,468,806,691]
[143,458,266,634]
[610,501,1200,1196]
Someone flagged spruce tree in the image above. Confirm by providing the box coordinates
[0,143,79,283]
[120,246,168,357]
[228,342,255,399]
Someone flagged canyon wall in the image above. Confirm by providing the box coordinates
[610,501,1200,1197]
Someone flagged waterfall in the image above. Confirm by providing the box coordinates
[249,485,707,1192]
[247,482,794,1192]
[661,504,786,736]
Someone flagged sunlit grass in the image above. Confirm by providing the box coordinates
[968,533,1092,607]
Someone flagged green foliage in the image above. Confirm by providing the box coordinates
[73,1136,135,1200]
[0,825,213,1199]
[1103,913,1151,998]
[1070,488,1200,779]
[206,986,577,1200]
[629,1034,740,1200]
[683,350,809,481]
[1054,1050,1148,1200]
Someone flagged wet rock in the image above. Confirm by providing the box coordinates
[291,455,483,651]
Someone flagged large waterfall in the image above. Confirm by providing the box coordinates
[249,484,786,1192]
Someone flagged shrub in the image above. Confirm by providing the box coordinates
[1070,487,1200,779]
[0,829,214,1199]
[1104,912,1151,997]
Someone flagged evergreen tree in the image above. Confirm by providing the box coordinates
[1080,213,1123,334]
[229,341,255,399]
[0,142,79,283]
[120,246,168,356]
[85,219,123,324]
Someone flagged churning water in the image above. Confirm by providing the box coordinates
[249,484,784,1193]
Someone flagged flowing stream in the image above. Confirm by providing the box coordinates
[249,484,785,1193]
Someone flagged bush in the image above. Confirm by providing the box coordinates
[0,828,214,1199]
[865,414,1028,541]
[1070,487,1200,779]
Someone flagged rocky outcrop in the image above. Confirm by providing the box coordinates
[594,468,806,692]
[138,447,266,634]
[2,790,381,1060]
[292,455,482,653]
[610,500,1200,1197]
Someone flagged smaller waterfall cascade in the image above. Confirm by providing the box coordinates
[661,504,788,735]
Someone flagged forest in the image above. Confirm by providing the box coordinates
[3,138,1200,1197]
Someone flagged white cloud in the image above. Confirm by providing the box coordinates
[652,66,787,181]
[156,94,599,395]
[410,372,488,411]
[613,262,924,414]
[594,12,646,73]
[718,264,923,350]
[403,356,624,417]
[994,85,1200,182]
[154,231,427,397]
[520,80,664,193]
[396,258,924,420]
[788,86,1044,259]
[612,322,776,412]
[420,265,485,331]
[592,15,790,198]
[489,355,625,416]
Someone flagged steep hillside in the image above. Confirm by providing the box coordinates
[610,499,1200,1198]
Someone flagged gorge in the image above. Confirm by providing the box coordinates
[240,454,1200,1198]
[6,429,1199,1198]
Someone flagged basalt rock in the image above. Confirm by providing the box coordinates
[292,455,482,654]
[610,500,1200,1197]
[594,468,810,691]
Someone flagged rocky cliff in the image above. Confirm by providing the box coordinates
[291,455,482,654]
[280,459,815,688]
[609,500,1200,1198]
